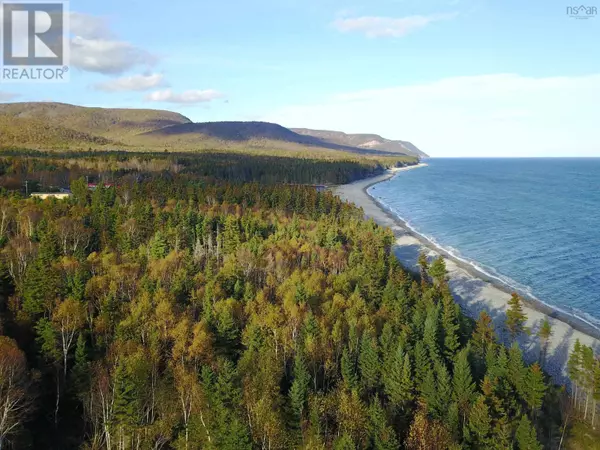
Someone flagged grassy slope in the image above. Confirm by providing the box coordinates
[0,102,419,164]
[0,102,191,141]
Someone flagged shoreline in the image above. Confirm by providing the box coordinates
[335,164,600,384]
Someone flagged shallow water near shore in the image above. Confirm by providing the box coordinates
[370,158,600,331]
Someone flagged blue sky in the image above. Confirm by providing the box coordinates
[1,0,599,156]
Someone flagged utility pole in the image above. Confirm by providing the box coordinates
[24,180,29,196]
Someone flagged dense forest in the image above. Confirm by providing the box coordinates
[0,151,597,449]
[0,150,415,190]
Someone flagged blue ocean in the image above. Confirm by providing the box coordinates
[369,158,600,330]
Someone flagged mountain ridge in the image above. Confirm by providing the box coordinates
[0,102,425,157]
[291,128,428,158]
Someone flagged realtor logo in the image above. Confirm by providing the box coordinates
[567,5,597,19]
[1,1,70,82]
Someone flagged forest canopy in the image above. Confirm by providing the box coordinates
[0,151,595,449]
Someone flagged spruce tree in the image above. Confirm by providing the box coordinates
[414,341,430,387]
[433,362,453,421]
[505,293,527,340]
[149,230,168,259]
[359,333,380,392]
[467,395,491,448]
[452,347,475,420]
[423,305,442,363]
[381,346,410,409]
[508,342,526,396]
[428,256,448,285]
[368,396,399,450]
[515,415,542,450]
[522,363,546,416]
[290,350,311,422]
[341,347,358,390]
[442,292,461,360]
[537,319,552,366]
[472,311,496,356]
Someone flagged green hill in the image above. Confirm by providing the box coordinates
[0,102,422,160]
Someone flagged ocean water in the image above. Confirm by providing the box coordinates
[369,158,600,330]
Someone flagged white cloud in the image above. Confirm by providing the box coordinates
[262,74,600,157]
[93,73,166,92]
[71,37,156,75]
[332,13,457,37]
[70,12,112,39]
[144,89,224,104]
[0,91,20,101]
[69,12,156,74]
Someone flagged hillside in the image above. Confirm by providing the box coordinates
[0,102,191,141]
[0,102,422,158]
[138,121,404,156]
[292,128,429,158]
[0,115,118,149]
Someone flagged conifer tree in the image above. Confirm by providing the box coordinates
[442,292,461,360]
[341,347,358,390]
[472,311,496,356]
[433,362,453,421]
[515,415,542,450]
[428,256,448,285]
[149,230,168,259]
[523,363,546,417]
[424,305,442,363]
[290,349,311,422]
[452,347,475,423]
[467,395,491,448]
[379,323,395,356]
[537,319,552,366]
[359,333,380,392]
[505,293,527,341]
[413,341,430,387]
[368,396,399,450]
[333,433,356,450]
[383,345,413,411]
[508,342,526,396]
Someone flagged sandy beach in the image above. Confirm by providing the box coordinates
[335,164,600,385]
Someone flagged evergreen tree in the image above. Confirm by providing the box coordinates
[290,349,311,422]
[333,433,356,450]
[149,230,168,259]
[359,333,380,392]
[472,311,496,356]
[383,347,414,411]
[423,305,442,363]
[428,256,448,285]
[71,333,89,394]
[537,319,552,366]
[522,363,546,416]
[453,347,475,421]
[505,293,527,340]
[515,415,542,450]
[442,291,461,360]
[223,215,241,254]
[413,341,430,387]
[367,396,399,450]
[341,347,358,390]
[467,395,491,448]
[508,342,526,396]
